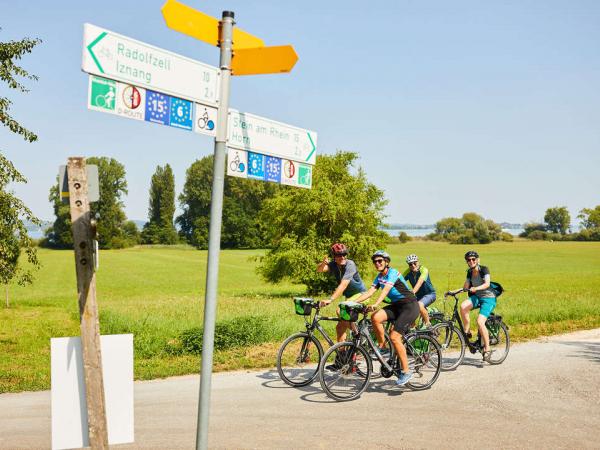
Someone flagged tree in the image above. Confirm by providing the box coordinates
[86,156,138,249]
[177,155,279,249]
[429,213,502,244]
[41,182,72,248]
[141,164,178,244]
[1,33,42,306]
[257,151,388,294]
[544,206,570,235]
[578,205,600,230]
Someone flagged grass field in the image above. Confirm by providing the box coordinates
[1,240,599,393]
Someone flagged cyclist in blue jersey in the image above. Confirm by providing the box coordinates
[355,250,419,386]
[460,250,496,363]
[317,243,366,343]
[403,254,436,328]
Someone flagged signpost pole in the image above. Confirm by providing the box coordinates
[195,11,234,450]
[67,157,108,449]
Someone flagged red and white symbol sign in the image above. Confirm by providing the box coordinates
[122,85,142,109]
[115,81,146,121]
[284,160,296,178]
[281,159,299,187]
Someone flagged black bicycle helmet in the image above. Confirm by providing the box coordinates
[464,250,479,260]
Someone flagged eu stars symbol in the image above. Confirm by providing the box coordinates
[170,97,193,130]
[265,156,281,182]
[145,90,171,125]
[247,152,265,179]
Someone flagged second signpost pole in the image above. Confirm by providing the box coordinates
[195,10,234,450]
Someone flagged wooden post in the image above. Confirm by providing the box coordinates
[67,157,108,449]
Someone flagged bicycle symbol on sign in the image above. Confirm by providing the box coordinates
[95,87,116,109]
[197,108,215,131]
[229,152,245,173]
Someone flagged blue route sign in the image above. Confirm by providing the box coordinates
[145,90,171,125]
[247,152,265,180]
[170,97,193,130]
[265,155,281,183]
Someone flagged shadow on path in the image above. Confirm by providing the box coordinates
[559,341,600,365]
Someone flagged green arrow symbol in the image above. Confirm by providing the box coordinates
[305,132,316,162]
[87,32,107,74]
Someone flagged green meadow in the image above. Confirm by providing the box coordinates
[1,240,599,393]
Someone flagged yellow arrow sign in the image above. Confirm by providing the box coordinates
[232,45,298,76]
[161,0,264,49]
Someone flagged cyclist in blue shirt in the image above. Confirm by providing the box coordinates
[355,250,419,386]
[403,254,436,327]
[317,243,366,343]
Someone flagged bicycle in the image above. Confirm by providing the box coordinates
[318,302,442,402]
[432,288,510,370]
[276,298,339,387]
[277,298,393,388]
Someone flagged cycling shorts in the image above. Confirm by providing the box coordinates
[418,292,437,307]
[383,301,420,335]
[469,295,497,318]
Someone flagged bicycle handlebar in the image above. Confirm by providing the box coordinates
[444,288,467,297]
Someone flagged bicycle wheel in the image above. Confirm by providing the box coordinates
[405,334,442,391]
[361,321,394,379]
[276,332,323,387]
[319,342,372,401]
[486,321,510,365]
[432,322,466,371]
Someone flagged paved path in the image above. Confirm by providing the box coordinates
[1,329,599,449]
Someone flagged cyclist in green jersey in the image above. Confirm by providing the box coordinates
[403,254,436,327]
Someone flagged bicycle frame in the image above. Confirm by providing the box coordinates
[303,304,340,348]
[444,290,498,353]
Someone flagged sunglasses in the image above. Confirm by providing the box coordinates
[466,258,477,262]
[373,259,385,264]
[408,262,418,266]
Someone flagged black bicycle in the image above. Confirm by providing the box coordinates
[318,303,442,402]
[277,298,394,387]
[276,298,340,387]
[432,288,510,370]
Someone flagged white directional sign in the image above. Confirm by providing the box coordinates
[82,23,219,106]
[227,110,317,165]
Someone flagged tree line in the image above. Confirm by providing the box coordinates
[519,206,600,241]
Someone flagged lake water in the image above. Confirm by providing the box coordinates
[385,228,525,237]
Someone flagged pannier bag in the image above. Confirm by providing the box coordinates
[294,297,313,316]
[339,301,363,322]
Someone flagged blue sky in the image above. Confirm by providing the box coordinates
[2,0,599,224]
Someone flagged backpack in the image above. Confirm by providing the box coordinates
[468,266,504,298]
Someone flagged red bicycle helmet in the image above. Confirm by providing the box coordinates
[330,243,348,256]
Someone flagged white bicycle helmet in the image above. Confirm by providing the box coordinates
[406,254,419,264]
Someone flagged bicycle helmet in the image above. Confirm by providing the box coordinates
[330,243,348,256]
[371,250,391,262]
[406,254,419,264]
[464,250,479,260]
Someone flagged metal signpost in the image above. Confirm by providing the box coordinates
[80,1,314,448]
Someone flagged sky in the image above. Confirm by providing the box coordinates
[2,0,599,225]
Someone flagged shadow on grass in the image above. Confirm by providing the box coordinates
[559,341,600,365]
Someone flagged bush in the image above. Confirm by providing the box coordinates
[398,231,412,243]
[528,230,548,240]
[500,232,514,242]
[178,315,272,354]
[428,213,502,244]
